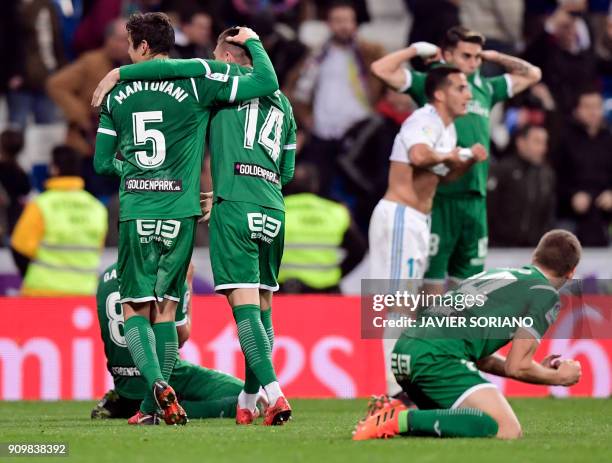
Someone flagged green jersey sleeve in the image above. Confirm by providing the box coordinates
[401,69,428,107]
[280,106,297,186]
[520,286,560,342]
[119,39,279,106]
[94,100,122,176]
[486,74,512,107]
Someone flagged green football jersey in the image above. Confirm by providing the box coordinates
[96,263,189,399]
[209,81,297,210]
[94,39,280,220]
[403,265,560,362]
[404,69,511,197]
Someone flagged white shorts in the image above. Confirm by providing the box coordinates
[368,199,431,283]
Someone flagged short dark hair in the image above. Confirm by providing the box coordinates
[217,27,252,63]
[573,85,602,109]
[51,145,81,177]
[441,26,485,51]
[0,129,24,158]
[327,0,355,18]
[425,66,463,102]
[515,124,546,140]
[126,12,174,55]
[533,230,582,277]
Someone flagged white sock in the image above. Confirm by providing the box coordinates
[238,390,259,412]
[382,337,402,396]
[263,381,283,405]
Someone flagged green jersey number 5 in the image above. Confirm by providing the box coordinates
[239,98,284,161]
[133,111,166,169]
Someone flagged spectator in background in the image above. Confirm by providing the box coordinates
[0,1,21,95]
[172,7,214,59]
[460,0,524,75]
[337,88,414,232]
[72,0,161,54]
[251,12,308,89]
[291,0,384,198]
[0,130,32,238]
[525,1,598,114]
[554,89,612,246]
[404,0,460,48]
[278,164,367,293]
[47,18,128,198]
[10,145,108,295]
[487,125,556,247]
[7,0,66,128]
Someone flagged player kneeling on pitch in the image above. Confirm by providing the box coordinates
[354,230,582,440]
[91,263,262,424]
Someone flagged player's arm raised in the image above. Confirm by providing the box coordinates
[480,50,542,95]
[477,336,581,386]
[371,42,439,91]
[92,27,278,107]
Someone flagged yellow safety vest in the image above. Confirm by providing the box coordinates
[279,193,350,289]
[22,189,107,295]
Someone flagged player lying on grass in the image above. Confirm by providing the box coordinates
[93,14,279,426]
[354,230,582,440]
[92,262,261,424]
[95,28,297,426]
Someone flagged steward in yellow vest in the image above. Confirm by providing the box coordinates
[278,165,366,293]
[11,146,108,295]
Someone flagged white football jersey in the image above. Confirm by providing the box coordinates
[389,104,457,175]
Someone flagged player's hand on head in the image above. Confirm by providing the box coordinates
[556,359,582,386]
[226,27,259,45]
[92,68,120,107]
[479,50,499,62]
[410,42,439,58]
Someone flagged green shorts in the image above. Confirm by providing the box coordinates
[392,337,495,409]
[209,199,284,292]
[425,195,488,282]
[118,217,196,303]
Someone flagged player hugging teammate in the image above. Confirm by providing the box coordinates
[93,13,294,425]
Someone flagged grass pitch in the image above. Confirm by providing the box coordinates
[0,398,610,463]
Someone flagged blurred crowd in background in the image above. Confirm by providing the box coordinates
[0,0,611,256]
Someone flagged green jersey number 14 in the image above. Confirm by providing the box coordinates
[239,98,284,161]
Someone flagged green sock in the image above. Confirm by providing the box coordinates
[182,397,238,418]
[233,304,276,387]
[398,409,498,438]
[124,315,163,413]
[243,308,274,394]
[260,308,274,351]
[137,321,180,413]
[152,321,178,380]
